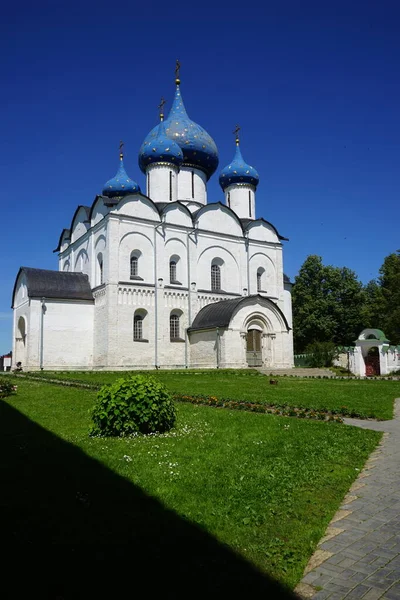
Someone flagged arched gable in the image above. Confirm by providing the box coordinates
[12,269,28,308]
[249,252,277,294]
[53,228,71,253]
[70,205,91,244]
[245,220,281,244]
[119,231,154,283]
[74,248,90,275]
[160,202,193,227]
[90,195,109,226]
[197,244,241,293]
[231,297,290,332]
[195,203,243,237]
[164,237,188,286]
[189,295,290,332]
[113,193,160,222]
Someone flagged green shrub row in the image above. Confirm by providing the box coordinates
[173,393,344,422]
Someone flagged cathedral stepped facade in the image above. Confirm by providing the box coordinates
[12,68,294,370]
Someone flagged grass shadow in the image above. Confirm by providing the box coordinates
[0,400,297,598]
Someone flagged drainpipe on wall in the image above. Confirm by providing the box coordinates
[154,226,159,369]
[185,228,197,369]
[154,219,165,369]
[245,231,250,295]
[216,327,220,368]
[39,297,46,370]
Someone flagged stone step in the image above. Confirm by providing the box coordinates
[257,367,335,378]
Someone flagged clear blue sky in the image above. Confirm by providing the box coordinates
[1,1,399,354]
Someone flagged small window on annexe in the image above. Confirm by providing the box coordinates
[170,260,177,283]
[130,255,138,278]
[133,315,143,340]
[170,314,180,340]
[211,264,221,291]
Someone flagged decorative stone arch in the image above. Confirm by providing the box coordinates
[197,244,241,293]
[74,248,89,274]
[119,231,154,283]
[96,252,104,286]
[14,315,27,367]
[242,312,273,367]
[249,252,276,295]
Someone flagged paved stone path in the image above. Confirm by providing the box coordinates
[296,399,400,600]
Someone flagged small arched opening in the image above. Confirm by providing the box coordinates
[97,253,103,286]
[169,254,181,284]
[257,267,266,292]
[130,250,142,280]
[15,315,27,367]
[365,346,380,376]
[211,258,224,292]
[170,309,183,341]
[133,309,148,342]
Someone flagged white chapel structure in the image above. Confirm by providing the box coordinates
[12,67,294,371]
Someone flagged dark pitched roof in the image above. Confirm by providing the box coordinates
[12,267,94,306]
[283,273,291,284]
[189,294,290,332]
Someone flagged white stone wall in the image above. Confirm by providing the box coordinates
[49,188,293,370]
[147,163,179,203]
[178,167,207,204]
[189,329,218,368]
[13,295,93,370]
[225,183,255,220]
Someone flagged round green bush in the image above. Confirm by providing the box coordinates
[90,374,176,437]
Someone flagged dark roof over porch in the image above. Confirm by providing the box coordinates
[189,295,290,332]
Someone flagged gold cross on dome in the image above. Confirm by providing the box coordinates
[158,97,166,121]
[175,59,181,83]
[233,125,240,145]
[119,140,124,156]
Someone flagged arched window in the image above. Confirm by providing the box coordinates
[170,260,177,283]
[97,253,103,286]
[170,313,180,340]
[211,264,221,291]
[130,255,138,278]
[249,190,252,218]
[257,267,265,292]
[133,314,143,340]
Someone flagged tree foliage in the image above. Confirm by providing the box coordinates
[292,256,366,352]
[292,251,400,351]
[375,250,400,344]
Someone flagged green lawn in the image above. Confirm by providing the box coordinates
[25,369,398,419]
[1,377,381,591]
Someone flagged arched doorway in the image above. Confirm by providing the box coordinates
[365,347,380,376]
[246,328,262,366]
[15,316,27,367]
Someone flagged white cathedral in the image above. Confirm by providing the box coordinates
[12,68,294,371]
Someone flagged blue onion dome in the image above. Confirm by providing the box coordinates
[219,139,259,191]
[138,119,183,172]
[139,83,219,180]
[102,152,140,197]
